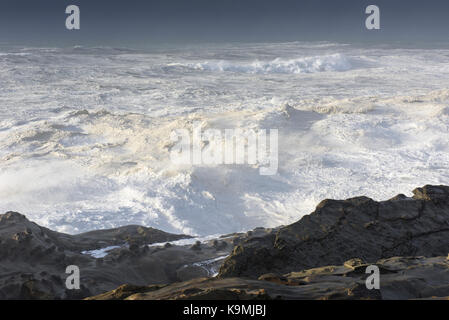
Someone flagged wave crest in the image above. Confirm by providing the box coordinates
[187,53,351,74]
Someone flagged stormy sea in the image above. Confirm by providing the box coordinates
[1,41,449,236]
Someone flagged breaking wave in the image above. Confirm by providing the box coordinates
[180,53,351,74]
[2,42,449,237]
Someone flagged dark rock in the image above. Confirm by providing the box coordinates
[219,185,449,279]
[0,212,193,299]
[88,255,449,300]
[84,284,156,300]
[191,241,202,251]
[176,265,209,282]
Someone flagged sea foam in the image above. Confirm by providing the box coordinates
[1,43,449,236]
[182,53,351,74]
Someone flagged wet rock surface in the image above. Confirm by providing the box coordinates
[0,211,270,299]
[2,185,449,300]
[88,255,449,300]
[218,185,449,279]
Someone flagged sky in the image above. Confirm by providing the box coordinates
[0,0,448,47]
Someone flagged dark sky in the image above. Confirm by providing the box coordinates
[0,0,448,47]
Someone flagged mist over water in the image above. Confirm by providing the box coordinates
[1,42,449,235]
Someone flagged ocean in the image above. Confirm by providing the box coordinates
[1,41,448,235]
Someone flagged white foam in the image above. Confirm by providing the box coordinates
[189,255,229,277]
[148,234,225,247]
[179,53,351,74]
[1,43,449,236]
[81,245,121,258]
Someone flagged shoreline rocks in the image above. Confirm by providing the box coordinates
[88,255,449,300]
[218,185,449,279]
[0,211,268,299]
[0,212,212,299]
[1,185,449,300]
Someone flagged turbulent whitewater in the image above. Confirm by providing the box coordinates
[177,53,351,74]
[1,42,449,235]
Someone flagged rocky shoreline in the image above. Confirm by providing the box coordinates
[0,211,271,299]
[1,185,449,300]
[88,255,449,300]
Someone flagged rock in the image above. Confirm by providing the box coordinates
[0,212,196,299]
[212,240,227,251]
[257,273,289,285]
[190,241,202,251]
[344,258,367,269]
[87,255,449,300]
[0,211,27,223]
[176,265,210,282]
[3,184,449,300]
[218,185,449,279]
[412,185,449,202]
[84,284,160,300]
